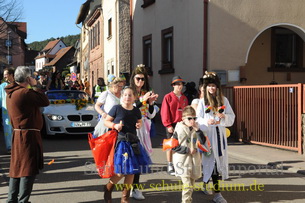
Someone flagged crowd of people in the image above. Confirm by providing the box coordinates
[1,65,235,203]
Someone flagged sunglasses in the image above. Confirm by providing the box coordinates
[185,117,197,121]
[135,77,145,81]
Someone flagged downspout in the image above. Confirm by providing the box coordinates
[115,0,118,76]
[129,0,133,75]
[203,0,208,74]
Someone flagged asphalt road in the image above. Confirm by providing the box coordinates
[1,121,305,202]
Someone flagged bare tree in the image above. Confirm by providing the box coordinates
[0,0,23,67]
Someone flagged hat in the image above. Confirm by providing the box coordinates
[171,76,186,85]
[107,74,116,83]
[202,71,221,87]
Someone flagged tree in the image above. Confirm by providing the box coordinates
[0,0,23,67]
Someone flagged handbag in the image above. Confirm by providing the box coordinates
[88,129,117,178]
[162,138,179,151]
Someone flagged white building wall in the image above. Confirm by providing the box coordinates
[35,57,46,71]
[102,0,119,78]
[132,0,204,99]
[49,41,66,55]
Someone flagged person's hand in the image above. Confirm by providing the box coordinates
[102,112,107,119]
[215,113,225,119]
[136,122,142,129]
[207,119,216,125]
[148,92,158,105]
[167,126,174,134]
[28,77,37,86]
[193,122,199,131]
[143,92,151,102]
[114,121,123,132]
[190,148,197,154]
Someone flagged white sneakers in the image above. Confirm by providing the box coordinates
[131,188,145,200]
[202,183,212,195]
[167,164,175,176]
[213,193,227,203]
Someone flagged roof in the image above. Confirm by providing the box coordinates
[76,0,92,24]
[42,39,61,52]
[7,22,27,39]
[44,46,74,66]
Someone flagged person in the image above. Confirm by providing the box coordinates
[84,77,91,96]
[0,68,14,154]
[36,71,49,92]
[103,87,151,203]
[160,76,188,175]
[191,82,204,111]
[129,64,158,200]
[49,71,64,90]
[196,71,235,203]
[92,77,107,101]
[184,81,197,105]
[93,75,125,137]
[172,105,206,203]
[5,66,50,203]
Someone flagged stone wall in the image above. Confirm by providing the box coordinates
[302,115,305,155]
[118,0,131,74]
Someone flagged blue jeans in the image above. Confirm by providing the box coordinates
[7,176,36,203]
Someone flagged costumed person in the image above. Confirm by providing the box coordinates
[49,71,64,90]
[92,77,107,102]
[161,76,188,175]
[94,75,124,137]
[196,71,235,203]
[84,77,91,96]
[5,66,49,203]
[129,64,158,200]
[172,106,206,203]
[0,68,14,154]
[103,87,151,203]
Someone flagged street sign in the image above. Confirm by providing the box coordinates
[71,73,77,81]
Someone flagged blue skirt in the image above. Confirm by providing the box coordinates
[114,141,151,175]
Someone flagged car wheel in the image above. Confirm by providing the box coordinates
[41,117,50,139]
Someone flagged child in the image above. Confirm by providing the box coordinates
[161,76,188,175]
[196,71,235,203]
[172,105,206,203]
[104,87,151,203]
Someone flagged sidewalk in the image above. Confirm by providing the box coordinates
[227,141,305,176]
[154,113,305,176]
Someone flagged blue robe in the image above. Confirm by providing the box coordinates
[0,82,12,150]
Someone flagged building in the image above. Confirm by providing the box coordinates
[132,0,305,98]
[0,18,27,73]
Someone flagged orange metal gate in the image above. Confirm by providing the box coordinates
[232,84,303,154]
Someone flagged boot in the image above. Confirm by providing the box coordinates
[104,181,115,203]
[121,187,131,203]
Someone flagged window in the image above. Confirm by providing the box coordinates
[108,18,112,39]
[90,22,101,50]
[159,27,174,74]
[143,34,153,75]
[141,0,155,8]
[269,27,304,72]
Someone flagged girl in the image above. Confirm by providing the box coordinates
[129,64,158,200]
[104,87,151,203]
[196,71,235,203]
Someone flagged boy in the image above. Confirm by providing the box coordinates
[161,76,188,175]
[172,106,206,203]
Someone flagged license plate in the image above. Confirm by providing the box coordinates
[71,122,91,127]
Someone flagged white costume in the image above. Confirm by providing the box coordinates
[196,97,235,183]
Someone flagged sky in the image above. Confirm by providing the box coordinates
[21,0,85,43]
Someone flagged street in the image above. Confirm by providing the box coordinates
[1,121,305,202]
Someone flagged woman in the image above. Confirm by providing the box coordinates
[94,75,124,137]
[196,71,235,203]
[49,71,64,90]
[103,87,151,203]
[129,64,158,200]
[191,82,204,111]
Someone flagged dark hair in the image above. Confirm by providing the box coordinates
[129,65,151,92]
[4,67,14,75]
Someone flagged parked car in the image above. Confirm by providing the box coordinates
[42,90,98,136]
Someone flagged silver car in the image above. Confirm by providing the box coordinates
[42,90,98,136]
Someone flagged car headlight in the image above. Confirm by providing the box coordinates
[46,114,64,121]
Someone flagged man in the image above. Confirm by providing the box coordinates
[160,76,188,175]
[92,77,107,101]
[5,66,49,203]
[0,68,15,154]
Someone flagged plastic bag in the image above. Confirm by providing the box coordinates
[88,130,117,178]
[162,138,179,151]
[197,135,211,152]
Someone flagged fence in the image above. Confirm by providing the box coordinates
[230,84,303,154]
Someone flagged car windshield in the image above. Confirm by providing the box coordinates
[46,91,90,100]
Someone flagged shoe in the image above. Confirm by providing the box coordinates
[213,193,227,203]
[201,183,212,195]
[167,165,175,176]
[131,188,145,200]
